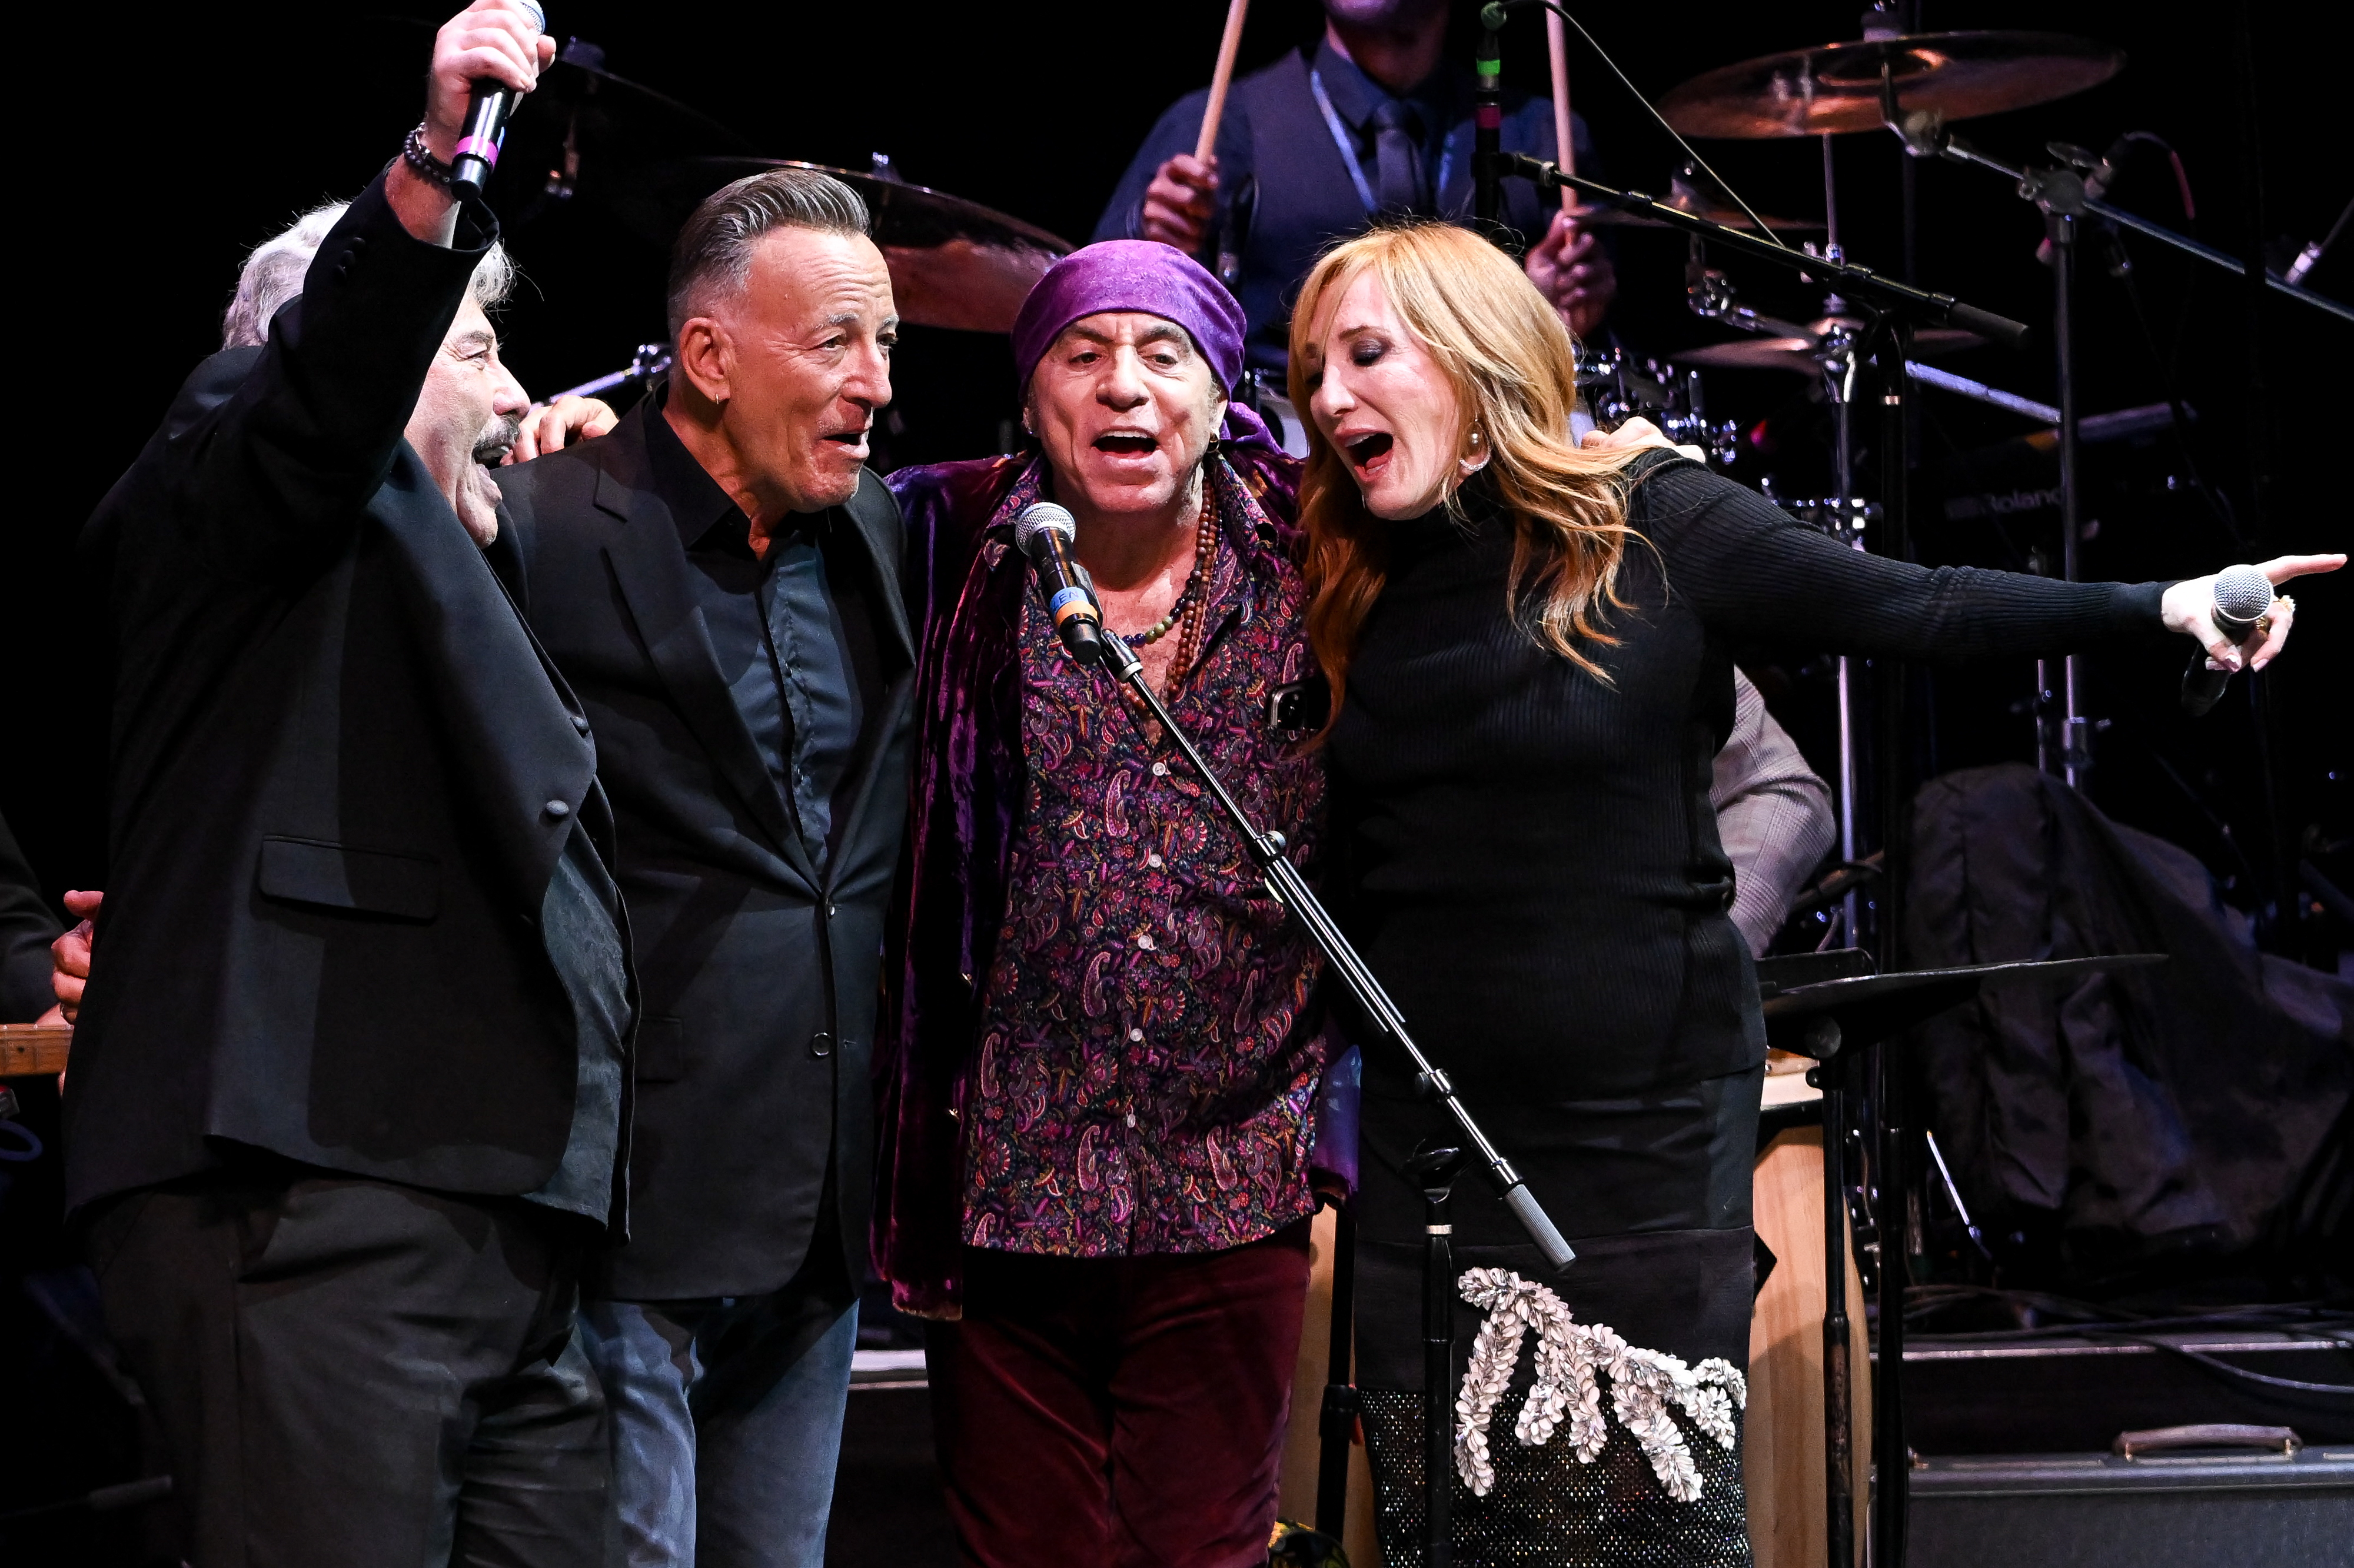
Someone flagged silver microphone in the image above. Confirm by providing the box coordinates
[2180,564,2275,717]
[1013,503,1106,664]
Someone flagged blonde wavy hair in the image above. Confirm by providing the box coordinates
[1287,221,1648,713]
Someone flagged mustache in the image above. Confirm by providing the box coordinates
[473,413,524,466]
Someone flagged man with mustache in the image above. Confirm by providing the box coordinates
[64,5,629,1561]
[494,167,916,1567]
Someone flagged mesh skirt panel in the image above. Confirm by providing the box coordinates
[1359,1386,1751,1567]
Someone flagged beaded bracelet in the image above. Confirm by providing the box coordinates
[401,124,457,191]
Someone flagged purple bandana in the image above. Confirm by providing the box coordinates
[1011,239,1276,454]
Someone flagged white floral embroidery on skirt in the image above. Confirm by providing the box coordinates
[1453,1267,1747,1504]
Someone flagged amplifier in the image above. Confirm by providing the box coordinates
[1908,1438,2354,1568]
[1900,1329,2354,1453]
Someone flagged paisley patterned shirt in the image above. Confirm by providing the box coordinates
[963,460,1326,1257]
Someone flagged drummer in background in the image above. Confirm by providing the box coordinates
[1097,0,1615,377]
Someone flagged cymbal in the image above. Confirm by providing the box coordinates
[605,158,1073,334]
[1674,318,1983,372]
[1658,32,2124,139]
[1572,179,1822,234]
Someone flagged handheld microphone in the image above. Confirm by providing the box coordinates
[450,0,547,201]
[1013,503,1106,664]
[2180,564,2275,717]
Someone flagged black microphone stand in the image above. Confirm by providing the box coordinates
[1085,631,1576,1568]
[1410,1144,1470,1568]
[1893,116,2354,325]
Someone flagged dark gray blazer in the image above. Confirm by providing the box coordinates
[67,178,607,1214]
[497,402,916,1300]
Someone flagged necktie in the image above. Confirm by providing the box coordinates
[1371,99,1425,214]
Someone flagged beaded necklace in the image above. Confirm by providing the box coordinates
[1119,480,1218,664]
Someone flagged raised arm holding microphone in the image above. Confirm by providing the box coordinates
[62,5,642,1564]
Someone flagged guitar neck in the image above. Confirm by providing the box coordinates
[0,1023,71,1078]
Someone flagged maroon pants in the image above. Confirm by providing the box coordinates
[925,1220,1314,1568]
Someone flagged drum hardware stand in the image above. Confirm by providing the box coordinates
[1760,950,2167,1567]
[1691,237,1882,946]
[549,341,673,404]
[1085,631,1578,1567]
[1409,1144,1469,1568]
[1314,1200,1360,1541]
[2047,202,2092,787]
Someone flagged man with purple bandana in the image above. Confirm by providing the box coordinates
[879,242,1325,1565]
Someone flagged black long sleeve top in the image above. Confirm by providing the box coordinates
[1329,453,2168,1257]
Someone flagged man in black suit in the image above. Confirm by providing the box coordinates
[494,168,915,1566]
[65,6,627,1563]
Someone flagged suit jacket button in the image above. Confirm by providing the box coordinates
[544,799,571,820]
[809,1030,834,1058]
[572,714,591,735]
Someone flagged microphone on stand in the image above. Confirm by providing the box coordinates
[2180,564,2276,717]
[450,0,548,201]
[1013,503,1106,664]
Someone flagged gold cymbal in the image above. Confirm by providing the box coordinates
[1571,179,1822,233]
[607,158,1072,334]
[1674,319,1984,372]
[1658,32,2124,140]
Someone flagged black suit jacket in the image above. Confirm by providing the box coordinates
[65,178,608,1214]
[496,402,915,1299]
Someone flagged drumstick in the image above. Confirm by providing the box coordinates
[1194,0,1251,164]
[1547,7,1577,210]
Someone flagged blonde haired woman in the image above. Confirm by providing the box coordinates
[1288,221,2337,1563]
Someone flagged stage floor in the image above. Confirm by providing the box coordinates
[829,1360,956,1566]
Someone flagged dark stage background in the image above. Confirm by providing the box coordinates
[1,1,2347,1556]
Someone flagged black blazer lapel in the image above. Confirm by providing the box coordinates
[591,458,819,891]
[844,468,916,669]
[819,469,917,875]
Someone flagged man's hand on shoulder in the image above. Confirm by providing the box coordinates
[505,397,620,465]
[389,2,556,245]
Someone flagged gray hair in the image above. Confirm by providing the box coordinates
[221,199,518,349]
[666,168,871,339]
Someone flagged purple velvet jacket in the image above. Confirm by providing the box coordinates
[876,447,1304,1316]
